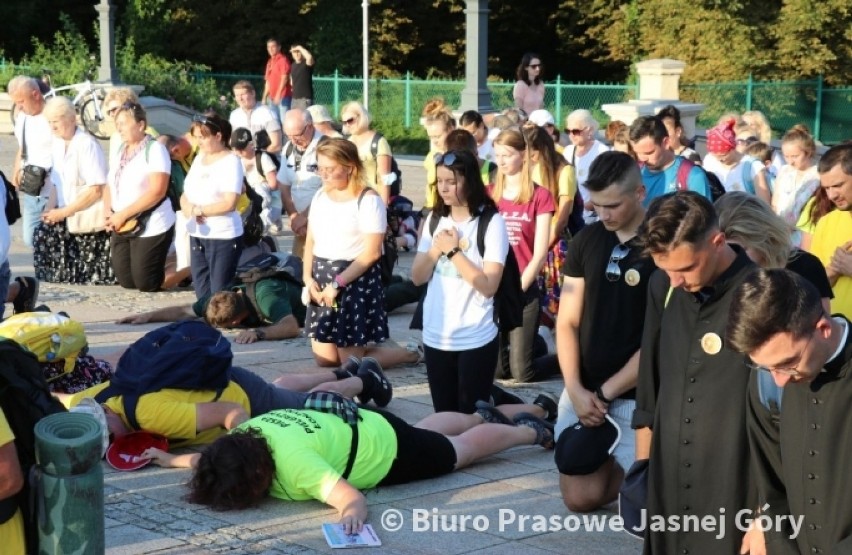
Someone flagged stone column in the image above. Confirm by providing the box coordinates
[458,0,494,114]
[95,0,119,83]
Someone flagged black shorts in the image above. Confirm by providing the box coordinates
[369,408,457,486]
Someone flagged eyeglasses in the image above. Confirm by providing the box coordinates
[565,128,586,136]
[736,137,758,145]
[192,114,221,133]
[286,124,311,141]
[433,151,459,166]
[342,116,358,125]
[317,165,344,176]
[747,316,821,376]
[605,243,631,282]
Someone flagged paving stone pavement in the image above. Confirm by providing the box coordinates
[1,134,642,554]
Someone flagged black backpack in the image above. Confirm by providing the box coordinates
[94,321,233,433]
[2,170,21,225]
[410,205,525,332]
[234,253,304,322]
[370,132,401,197]
[0,339,67,554]
[241,183,265,246]
[357,188,398,286]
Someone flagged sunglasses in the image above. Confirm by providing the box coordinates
[605,243,631,282]
[736,137,758,145]
[528,64,541,69]
[342,116,358,125]
[433,151,460,166]
[192,114,221,133]
[565,128,586,136]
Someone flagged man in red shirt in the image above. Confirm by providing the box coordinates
[262,38,292,124]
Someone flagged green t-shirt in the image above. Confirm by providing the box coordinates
[239,409,398,502]
[192,278,305,327]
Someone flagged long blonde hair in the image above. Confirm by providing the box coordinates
[715,192,792,269]
[492,127,534,204]
[316,137,368,196]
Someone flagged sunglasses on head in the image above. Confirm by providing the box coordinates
[192,114,221,133]
[433,151,461,166]
[605,243,631,282]
[736,136,758,145]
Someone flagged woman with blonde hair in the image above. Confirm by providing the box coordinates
[340,101,397,205]
[716,192,832,312]
[421,98,456,212]
[303,137,420,370]
[33,96,113,284]
[771,124,820,246]
[490,127,555,383]
[742,110,786,173]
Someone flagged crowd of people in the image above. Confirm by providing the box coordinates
[1,46,852,554]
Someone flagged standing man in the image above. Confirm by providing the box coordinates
[229,80,283,155]
[262,38,291,124]
[632,191,756,554]
[7,76,55,248]
[289,44,315,111]
[809,143,852,319]
[727,268,852,554]
[278,109,323,258]
[629,115,711,205]
[555,151,654,511]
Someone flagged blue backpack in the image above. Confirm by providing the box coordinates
[94,321,233,430]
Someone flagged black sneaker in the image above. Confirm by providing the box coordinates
[340,356,361,377]
[533,392,559,423]
[513,412,555,449]
[490,384,525,405]
[12,277,39,314]
[474,400,515,426]
[357,357,393,408]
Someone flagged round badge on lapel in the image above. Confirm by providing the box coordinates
[701,332,723,355]
[624,269,641,287]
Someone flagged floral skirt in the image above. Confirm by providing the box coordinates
[33,220,116,284]
[305,257,389,347]
[537,237,567,318]
[43,355,114,394]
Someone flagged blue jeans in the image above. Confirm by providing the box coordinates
[266,96,292,124]
[189,236,243,300]
[0,260,10,320]
[22,193,48,248]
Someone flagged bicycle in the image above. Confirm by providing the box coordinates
[9,70,110,140]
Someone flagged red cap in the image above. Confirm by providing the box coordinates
[106,432,169,471]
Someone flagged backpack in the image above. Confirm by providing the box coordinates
[0,312,88,375]
[240,183,265,246]
[235,252,304,322]
[0,339,67,554]
[370,132,402,197]
[410,206,525,332]
[387,195,421,246]
[2,170,21,225]
[94,321,233,431]
[674,158,726,201]
[357,188,398,286]
[165,161,186,212]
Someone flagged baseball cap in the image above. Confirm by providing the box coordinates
[230,127,253,150]
[307,104,334,124]
[528,109,556,127]
[554,414,621,475]
[106,431,169,471]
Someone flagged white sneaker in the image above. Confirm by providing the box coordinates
[538,325,556,354]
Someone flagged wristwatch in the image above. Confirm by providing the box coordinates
[253,329,266,340]
[331,274,346,289]
[446,247,461,259]
[595,386,612,404]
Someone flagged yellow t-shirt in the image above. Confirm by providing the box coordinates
[355,133,392,190]
[0,408,25,555]
[65,382,252,447]
[810,210,852,319]
[796,197,817,235]
[423,149,439,209]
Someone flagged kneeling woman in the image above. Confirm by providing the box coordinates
[34,96,114,284]
[143,404,553,532]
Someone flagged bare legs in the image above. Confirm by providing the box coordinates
[415,403,548,436]
[311,340,419,369]
[273,372,364,399]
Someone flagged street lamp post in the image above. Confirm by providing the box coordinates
[459,0,493,114]
[95,0,118,83]
[362,0,369,109]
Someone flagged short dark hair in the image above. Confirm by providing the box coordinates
[205,291,247,327]
[656,105,683,128]
[629,115,668,144]
[638,191,718,254]
[444,129,478,155]
[585,151,642,193]
[459,110,484,128]
[817,143,852,176]
[726,269,824,355]
[187,428,276,511]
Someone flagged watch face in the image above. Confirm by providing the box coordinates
[331,280,340,289]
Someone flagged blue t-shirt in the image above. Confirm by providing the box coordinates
[640,156,711,206]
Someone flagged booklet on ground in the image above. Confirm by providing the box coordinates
[322,523,382,548]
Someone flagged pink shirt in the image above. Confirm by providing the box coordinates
[489,184,555,272]
[512,80,545,114]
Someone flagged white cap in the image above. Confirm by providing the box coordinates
[528,109,556,127]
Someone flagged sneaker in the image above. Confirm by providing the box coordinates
[12,277,39,314]
[513,412,555,449]
[340,356,361,378]
[533,392,559,423]
[474,400,515,426]
[538,325,556,354]
[357,357,393,408]
[490,384,525,406]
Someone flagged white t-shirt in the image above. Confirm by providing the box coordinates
[703,155,761,194]
[308,189,386,261]
[478,138,495,163]
[183,152,244,239]
[229,105,281,136]
[14,112,53,169]
[277,133,324,213]
[51,128,107,208]
[108,139,175,237]
[563,140,610,222]
[418,212,509,350]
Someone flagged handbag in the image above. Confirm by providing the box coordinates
[66,201,106,234]
[18,119,49,196]
[114,207,155,237]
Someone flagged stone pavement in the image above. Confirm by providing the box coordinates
[1,134,641,554]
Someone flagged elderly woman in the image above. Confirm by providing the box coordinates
[32,97,113,284]
[562,109,610,223]
[180,113,244,300]
[104,102,175,292]
[303,137,419,369]
[102,87,158,160]
[340,101,396,205]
